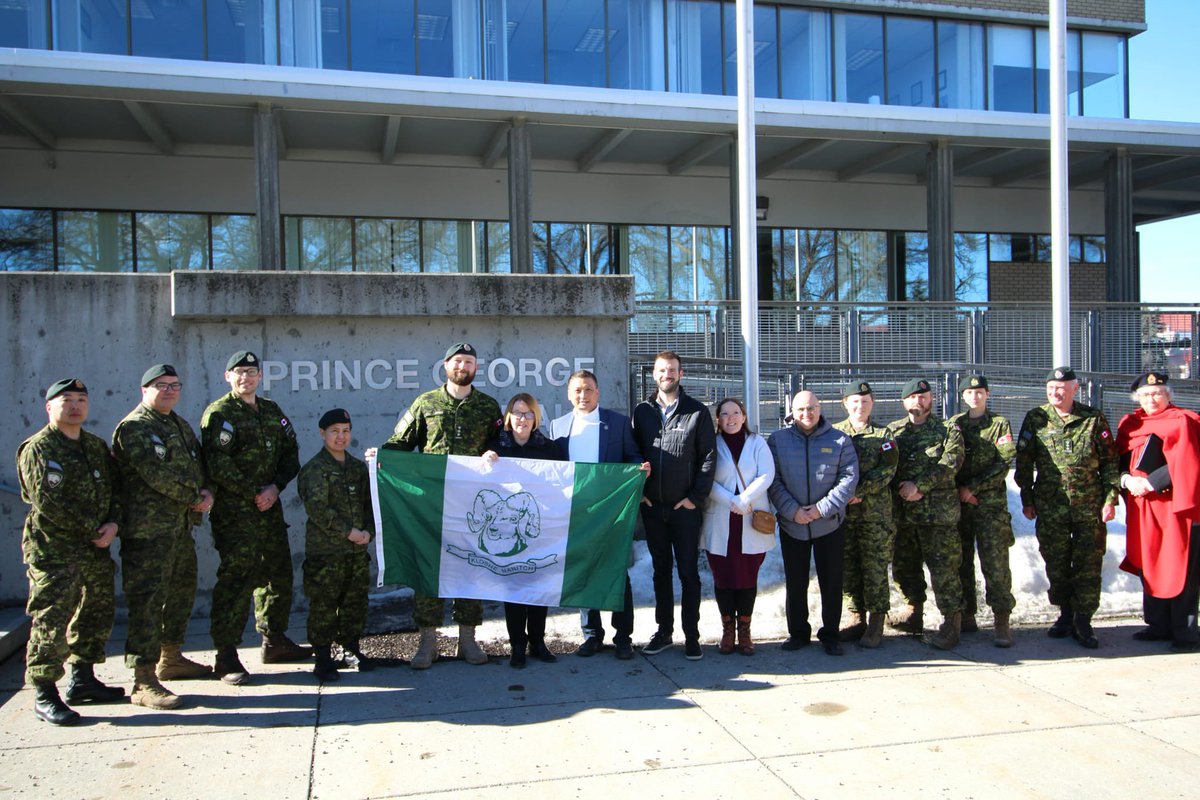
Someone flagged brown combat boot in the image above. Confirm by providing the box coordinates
[157,644,213,680]
[929,611,963,651]
[859,611,886,649]
[261,633,313,664]
[718,615,736,655]
[736,615,755,656]
[457,624,488,665]
[410,627,438,670]
[889,604,924,634]
[994,611,1014,648]
[130,663,183,710]
[839,611,867,642]
[214,646,250,685]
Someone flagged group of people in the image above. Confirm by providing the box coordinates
[18,342,1200,729]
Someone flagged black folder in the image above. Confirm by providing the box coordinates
[1135,433,1167,476]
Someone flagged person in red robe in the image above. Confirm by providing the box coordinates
[1116,371,1200,652]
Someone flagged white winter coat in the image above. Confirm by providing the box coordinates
[701,432,777,556]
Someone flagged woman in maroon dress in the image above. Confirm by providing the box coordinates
[701,398,776,654]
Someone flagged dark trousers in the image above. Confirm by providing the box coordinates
[581,574,634,645]
[781,528,846,644]
[504,603,548,652]
[642,504,702,640]
[1144,524,1200,645]
[714,587,757,618]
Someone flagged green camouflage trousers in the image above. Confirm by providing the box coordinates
[892,521,963,616]
[1035,500,1107,616]
[414,595,483,628]
[303,551,370,647]
[842,519,896,614]
[121,524,199,668]
[210,516,295,648]
[25,548,116,684]
[959,500,1016,616]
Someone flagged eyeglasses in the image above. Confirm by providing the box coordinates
[510,411,536,421]
[231,368,260,377]
[153,382,183,392]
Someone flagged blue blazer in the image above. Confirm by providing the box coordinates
[553,408,643,465]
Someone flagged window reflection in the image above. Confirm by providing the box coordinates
[837,230,887,302]
[886,17,934,108]
[211,215,259,270]
[667,0,723,95]
[779,6,830,101]
[57,211,134,272]
[1035,28,1080,115]
[137,213,209,272]
[419,0,481,78]
[954,233,988,301]
[547,0,607,88]
[834,12,883,105]
[609,0,666,91]
[936,20,984,109]
[502,0,545,83]
[54,0,128,55]
[351,0,415,74]
[0,0,47,48]
[988,24,1034,112]
[208,0,275,64]
[1082,32,1126,118]
[0,208,53,271]
[752,3,778,99]
[133,0,205,60]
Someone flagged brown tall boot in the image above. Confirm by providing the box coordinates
[859,611,885,649]
[929,611,962,651]
[736,615,755,656]
[718,615,736,655]
[130,663,182,710]
[994,611,1014,648]
[889,604,924,634]
[839,611,867,642]
[157,644,213,680]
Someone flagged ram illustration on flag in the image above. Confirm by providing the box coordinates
[369,450,646,610]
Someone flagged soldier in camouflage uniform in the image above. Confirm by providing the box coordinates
[1015,367,1119,649]
[381,342,502,669]
[112,364,213,710]
[18,378,126,725]
[950,375,1018,647]
[299,409,375,682]
[832,380,898,649]
[887,377,967,650]
[201,350,308,685]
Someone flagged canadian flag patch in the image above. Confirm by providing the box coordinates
[997,434,1013,444]
[1101,430,1110,439]
[881,441,894,451]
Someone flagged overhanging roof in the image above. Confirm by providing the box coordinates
[3,48,1200,225]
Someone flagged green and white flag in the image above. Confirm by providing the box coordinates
[370,450,645,610]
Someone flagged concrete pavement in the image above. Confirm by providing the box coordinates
[1,617,1198,799]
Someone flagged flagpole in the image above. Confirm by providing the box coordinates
[735,0,760,428]
[1050,0,1070,367]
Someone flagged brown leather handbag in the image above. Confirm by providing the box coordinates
[733,461,776,535]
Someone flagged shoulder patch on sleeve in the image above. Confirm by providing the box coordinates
[997,433,1013,444]
[881,440,894,451]
[45,460,64,489]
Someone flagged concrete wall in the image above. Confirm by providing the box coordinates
[0,272,635,609]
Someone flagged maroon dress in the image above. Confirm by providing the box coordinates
[707,428,766,590]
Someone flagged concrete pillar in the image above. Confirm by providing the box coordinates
[507,118,532,273]
[253,103,282,270]
[1105,147,1137,302]
[926,140,955,301]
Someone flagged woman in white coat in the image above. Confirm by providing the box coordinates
[702,398,776,655]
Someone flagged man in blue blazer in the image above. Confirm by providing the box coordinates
[550,370,649,659]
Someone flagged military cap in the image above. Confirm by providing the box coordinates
[958,374,989,392]
[45,378,88,401]
[319,408,352,429]
[901,378,932,398]
[444,342,477,361]
[226,350,260,371]
[842,380,873,399]
[141,364,179,387]
[1046,366,1077,382]
[1131,371,1169,392]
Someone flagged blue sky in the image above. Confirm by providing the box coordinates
[1130,0,1200,303]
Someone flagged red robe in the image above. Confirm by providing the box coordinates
[1116,405,1200,598]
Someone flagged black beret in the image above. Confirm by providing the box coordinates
[1046,366,1076,382]
[901,378,932,399]
[842,380,873,399]
[958,374,989,391]
[45,378,87,401]
[141,364,179,387]
[319,408,352,429]
[1131,371,1169,392]
[226,351,260,371]
[444,342,477,361]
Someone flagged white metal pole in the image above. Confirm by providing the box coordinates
[1050,0,1071,367]
[735,0,760,428]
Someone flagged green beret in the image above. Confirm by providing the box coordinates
[444,342,477,361]
[901,378,932,399]
[842,380,873,399]
[1046,366,1076,382]
[45,378,87,401]
[1131,371,1168,392]
[141,364,179,387]
[958,374,989,391]
[319,408,352,429]
[226,350,260,371]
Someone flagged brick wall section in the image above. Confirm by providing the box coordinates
[875,1,1144,24]
[989,261,1108,303]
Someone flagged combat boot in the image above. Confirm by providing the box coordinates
[994,611,1014,648]
[457,624,488,665]
[718,615,736,655]
[214,646,250,685]
[261,633,313,663]
[889,604,924,634]
[929,611,962,651]
[410,627,438,670]
[33,682,80,726]
[961,614,979,633]
[313,645,339,683]
[1072,612,1099,649]
[340,640,376,672]
[1047,605,1073,638]
[130,664,182,710]
[157,644,214,680]
[859,611,886,649]
[839,611,866,642]
[65,662,126,703]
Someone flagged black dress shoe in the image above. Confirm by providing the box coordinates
[529,641,558,663]
[1133,627,1172,642]
[780,637,811,651]
[822,640,844,656]
[614,640,634,660]
[575,637,602,657]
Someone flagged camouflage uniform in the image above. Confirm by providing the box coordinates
[201,392,300,648]
[298,448,373,647]
[1014,403,1119,616]
[888,414,966,615]
[833,418,898,615]
[951,411,1018,616]
[112,404,207,668]
[17,426,121,684]
[382,385,502,627]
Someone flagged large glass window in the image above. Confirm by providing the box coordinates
[500,0,545,83]
[589,224,616,274]
[1,0,48,48]
[609,0,666,91]
[988,24,1034,112]
[546,0,607,88]
[779,6,830,101]
[751,3,778,99]
[208,0,276,64]
[57,211,134,272]
[314,0,349,70]
[422,219,471,272]
[285,216,353,271]
[794,229,836,301]
[900,232,928,300]
[546,222,588,273]
[53,0,128,55]
[132,0,205,60]
[0,208,53,271]
[356,218,419,271]
[954,233,988,301]
[833,12,883,105]
[936,20,984,109]
[211,215,259,270]
[350,0,415,74]
[667,0,723,95]
[1035,28,1080,115]
[1082,31,1126,118]
[136,213,209,272]
[837,230,887,302]
[418,0,482,78]
[625,224,670,300]
[886,16,934,108]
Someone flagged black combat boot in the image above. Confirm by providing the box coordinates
[313,645,339,683]
[65,662,126,703]
[33,682,81,726]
